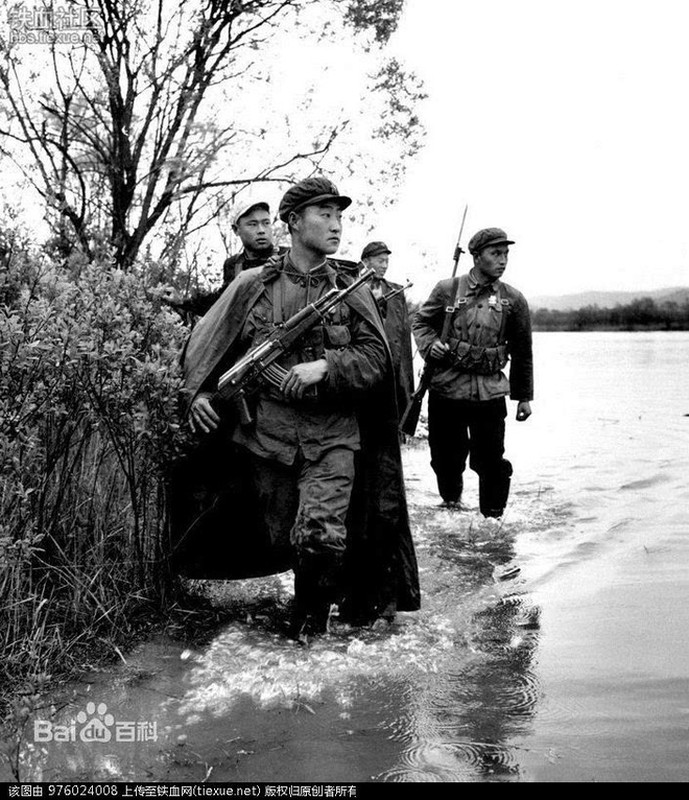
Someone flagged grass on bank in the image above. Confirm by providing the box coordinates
[0,238,193,724]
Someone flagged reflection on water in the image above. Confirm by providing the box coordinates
[371,466,546,782]
[379,594,542,781]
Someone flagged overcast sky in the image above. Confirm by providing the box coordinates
[373,0,689,299]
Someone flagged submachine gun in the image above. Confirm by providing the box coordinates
[399,205,469,437]
[216,267,375,424]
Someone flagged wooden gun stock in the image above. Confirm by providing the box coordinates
[399,377,427,436]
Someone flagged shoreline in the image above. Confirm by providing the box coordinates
[532,324,689,332]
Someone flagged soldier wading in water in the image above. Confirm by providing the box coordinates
[179,177,420,645]
[412,227,533,517]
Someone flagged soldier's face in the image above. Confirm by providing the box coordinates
[234,209,274,253]
[365,253,389,278]
[475,245,509,281]
[291,202,342,255]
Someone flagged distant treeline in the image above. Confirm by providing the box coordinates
[531,297,689,331]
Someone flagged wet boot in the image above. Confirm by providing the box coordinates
[437,473,464,507]
[479,460,513,518]
[290,561,325,645]
[371,598,397,631]
[291,553,342,646]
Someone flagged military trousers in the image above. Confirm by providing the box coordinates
[248,446,355,559]
[427,393,513,515]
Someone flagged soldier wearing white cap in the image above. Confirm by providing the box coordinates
[161,198,286,316]
[220,199,287,287]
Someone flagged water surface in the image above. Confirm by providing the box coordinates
[4,332,688,783]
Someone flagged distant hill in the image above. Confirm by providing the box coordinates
[530,286,689,311]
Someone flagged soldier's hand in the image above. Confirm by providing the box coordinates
[516,401,532,421]
[281,359,328,401]
[430,340,450,360]
[189,392,220,434]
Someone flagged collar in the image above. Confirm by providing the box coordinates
[260,252,335,288]
[467,268,499,294]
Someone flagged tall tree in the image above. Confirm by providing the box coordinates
[0,0,424,269]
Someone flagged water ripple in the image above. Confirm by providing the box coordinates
[378,739,521,782]
[437,669,542,719]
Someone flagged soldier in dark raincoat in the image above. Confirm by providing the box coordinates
[173,177,420,643]
[360,241,415,416]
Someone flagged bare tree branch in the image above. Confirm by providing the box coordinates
[0,0,422,270]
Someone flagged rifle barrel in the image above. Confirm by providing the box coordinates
[399,205,469,436]
[382,280,413,302]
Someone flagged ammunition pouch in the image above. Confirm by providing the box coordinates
[323,324,351,349]
[447,338,509,375]
[296,326,326,364]
[293,322,351,362]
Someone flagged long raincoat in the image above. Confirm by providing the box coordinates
[170,257,421,622]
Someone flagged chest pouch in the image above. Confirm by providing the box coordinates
[447,284,511,374]
[244,304,272,349]
[322,301,352,349]
[324,324,351,349]
[447,339,510,374]
[287,325,322,364]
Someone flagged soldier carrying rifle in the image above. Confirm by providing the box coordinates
[411,227,533,517]
[177,176,420,644]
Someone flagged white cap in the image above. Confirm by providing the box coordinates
[232,198,270,226]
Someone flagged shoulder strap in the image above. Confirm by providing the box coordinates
[455,274,471,340]
[271,272,285,324]
[439,276,462,343]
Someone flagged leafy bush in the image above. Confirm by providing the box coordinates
[0,232,189,687]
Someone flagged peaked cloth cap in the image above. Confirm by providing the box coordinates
[468,227,515,255]
[361,241,391,259]
[278,177,352,222]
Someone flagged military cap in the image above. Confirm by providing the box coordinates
[232,198,270,226]
[468,227,515,255]
[361,241,391,259]
[278,176,352,222]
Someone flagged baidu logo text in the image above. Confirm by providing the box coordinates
[33,701,158,743]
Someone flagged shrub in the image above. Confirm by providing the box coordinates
[0,235,189,688]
